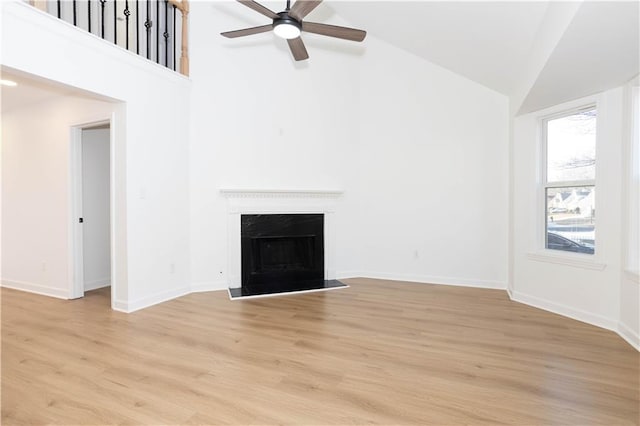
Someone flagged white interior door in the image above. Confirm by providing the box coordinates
[81,127,111,292]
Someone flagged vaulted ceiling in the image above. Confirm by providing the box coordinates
[518,0,640,113]
[325,1,639,114]
[328,1,550,96]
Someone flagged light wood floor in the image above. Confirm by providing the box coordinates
[2,278,638,425]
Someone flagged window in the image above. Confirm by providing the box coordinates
[627,86,639,272]
[543,106,596,255]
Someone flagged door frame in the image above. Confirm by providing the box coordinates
[69,117,115,300]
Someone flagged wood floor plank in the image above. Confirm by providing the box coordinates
[2,278,638,425]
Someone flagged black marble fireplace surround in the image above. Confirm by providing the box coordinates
[233,213,345,298]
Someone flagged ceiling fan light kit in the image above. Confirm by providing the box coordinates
[221,0,367,61]
[273,15,302,39]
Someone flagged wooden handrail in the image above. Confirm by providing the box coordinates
[167,0,185,12]
[27,0,189,77]
[29,0,47,12]
[171,0,189,76]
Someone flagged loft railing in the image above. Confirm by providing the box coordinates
[28,0,189,76]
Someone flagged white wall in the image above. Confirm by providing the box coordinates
[188,2,509,291]
[82,128,111,291]
[2,97,114,298]
[352,37,509,288]
[188,1,362,290]
[1,1,191,311]
[511,88,626,334]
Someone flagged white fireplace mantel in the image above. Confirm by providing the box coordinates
[220,188,343,289]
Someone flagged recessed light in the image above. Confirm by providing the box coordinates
[0,79,18,87]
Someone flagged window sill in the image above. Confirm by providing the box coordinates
[623,269,640,283]
[526,251,607,271]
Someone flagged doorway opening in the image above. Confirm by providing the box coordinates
[70,121,113,304]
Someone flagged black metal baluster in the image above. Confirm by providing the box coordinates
[145,1,152,59]
[173,4,176,71]
[57,0,61,18]
[114,0,118,45]
[73,0,77,25]
[156,0,160,63]
[136,1,140,54]
[100,0,106,38]
[124,0,130,50]
[88,0,92,33]
[163,0,169,67]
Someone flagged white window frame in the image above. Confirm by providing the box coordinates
[539,104,598,257]
[624,85,639,279]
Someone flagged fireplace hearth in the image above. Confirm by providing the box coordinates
[232,213,345,298]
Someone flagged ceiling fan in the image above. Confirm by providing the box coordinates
[221,0,367,61]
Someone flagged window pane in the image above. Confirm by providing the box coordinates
[547,109,596,182]
[546,187,595,254]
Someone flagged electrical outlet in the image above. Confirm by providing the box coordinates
[41,262,46,272]
[170,263,175,274]
[413,250,419,260]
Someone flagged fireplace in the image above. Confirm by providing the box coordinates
[221,188,347,298]
[240,214,325,296]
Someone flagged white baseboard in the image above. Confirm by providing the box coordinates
[336,271,506,290]
[335,271,363,279]
[190,281,227,293]
[506,287,514,299]
[618,321,640,351]
[112,299,128,313]
[1,279,69,299]
[3,278,225,313]
[509,289,618,331]
[115,286,191,313]
[623,269,640,284]
[84,278,111,292]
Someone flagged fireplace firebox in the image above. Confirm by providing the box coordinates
[240,214,325,296]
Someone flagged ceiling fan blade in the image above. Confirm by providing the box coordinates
[287,37,309,61]
[237,0,279,19]
[289,0,323,21]
[221,24,273,38]
[302,22,366,42]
